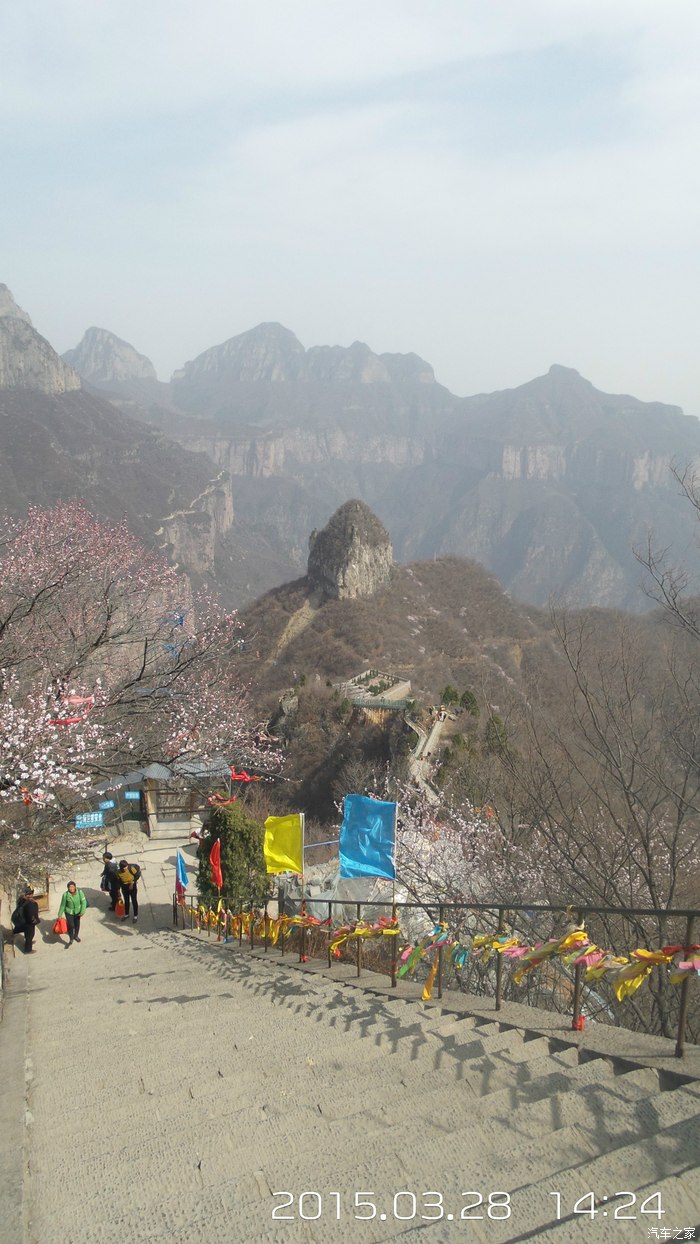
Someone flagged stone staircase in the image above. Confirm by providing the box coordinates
[16,910,700,1244]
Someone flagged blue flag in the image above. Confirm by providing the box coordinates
[175,849,189,892]
[339,795,396,880]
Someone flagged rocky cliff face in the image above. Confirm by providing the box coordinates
[307,500,393,601]
[63,326,157,384]
[0,317,81,396]
[156,472,235,574]
[182,425,428,476]
[0,286,244,597]
[0,283,33,325]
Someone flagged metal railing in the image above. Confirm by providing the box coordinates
[173,893,698,1060]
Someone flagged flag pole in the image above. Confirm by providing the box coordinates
[175,849,187,929]
[299,812,306,963]
[217,834,222,940]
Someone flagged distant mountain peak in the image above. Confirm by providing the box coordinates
[171,323,437,391]
[172,322,306,385]
[63,326,157,383]
[547,364,583,380]
[0,284,33,326]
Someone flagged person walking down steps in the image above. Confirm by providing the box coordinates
[57,881,87,947]
[11,886,41,953]
[100,852,121,910]
[118,860,141,923]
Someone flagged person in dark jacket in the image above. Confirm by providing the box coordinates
[12,887,40,953]
[57,881,87,946]
[118,860,140,923]
[100,852,121,910]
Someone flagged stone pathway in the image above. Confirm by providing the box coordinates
[3,835,700,1243]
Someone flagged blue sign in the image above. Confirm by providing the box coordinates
[75,811,105,829]
[124,790,141,801]
[98,799,115,811]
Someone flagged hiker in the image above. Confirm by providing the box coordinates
[118,860,141,923]
[100,852,121,910]
[11,887,40,953]
[57,880,87,946]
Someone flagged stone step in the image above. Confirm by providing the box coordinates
[56,1042,585,1136]
[205,1122,600,1244]
[25,911,700,1244]
[31,1053,673,1220]
[40,1035,618,1141]
[31,1155,422,1244]
[29,1003,550,1119]
[374,1064,678,1137]
[451,1112,700,1243]
[81,1123,604,1244]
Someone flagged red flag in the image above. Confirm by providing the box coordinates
[209,837,223,890]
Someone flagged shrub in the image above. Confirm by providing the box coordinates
[197,802,268,906]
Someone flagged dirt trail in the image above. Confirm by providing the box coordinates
[269,591,322,662]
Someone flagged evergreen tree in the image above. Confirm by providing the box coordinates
[459,689,480,717]
[197,802,268,905]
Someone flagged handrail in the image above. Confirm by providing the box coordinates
[172,892,698,1059]
[179,895,700,918]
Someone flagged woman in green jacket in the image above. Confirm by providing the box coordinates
[57,881,87,946]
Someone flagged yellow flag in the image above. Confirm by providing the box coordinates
[264,813,304,874]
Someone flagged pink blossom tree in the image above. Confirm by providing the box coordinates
[0,502,272,873]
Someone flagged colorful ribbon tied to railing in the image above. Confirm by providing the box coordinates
[329,917,400,958]
[397,924,452,979]
[182,903,699,1010]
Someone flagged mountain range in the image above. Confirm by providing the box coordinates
[62,316,700,611]
[2,282,699,612]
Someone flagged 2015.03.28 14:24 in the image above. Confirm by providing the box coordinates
[550,1192,664,1220]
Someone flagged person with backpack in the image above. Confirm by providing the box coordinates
[57,881,87,946]
[100,852,121,910]
[118,860,141,923]
[11,887,40,953]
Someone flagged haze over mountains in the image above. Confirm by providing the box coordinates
[63,314,700,611]
[1,282,699,612]
[0,287,295,599]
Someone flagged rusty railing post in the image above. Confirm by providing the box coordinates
[328,900,332,969]
[676,915,695,1058]
[172,893,177,926]
[391,901,398,988]
[495,907,505,1011]
[571,909,584,1028]
[264,898,269,953]
[437,904,445,1000]
[299,897,306,963]
[356,902,362,977]
[250,901,255,951]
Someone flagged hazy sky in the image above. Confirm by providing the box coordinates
[3,1,699,413]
